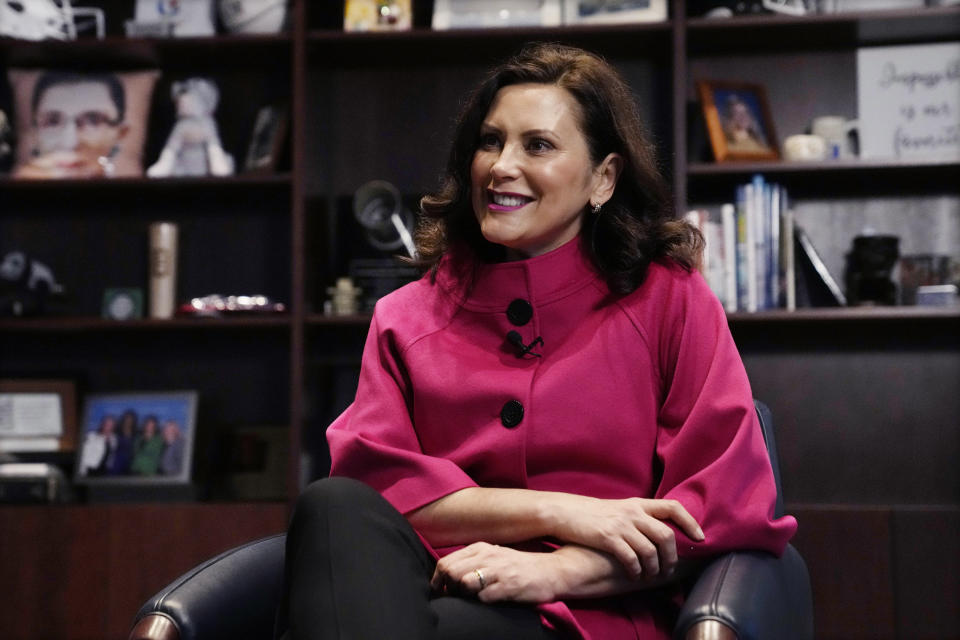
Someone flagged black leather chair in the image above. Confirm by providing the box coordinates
[129,401,813,640]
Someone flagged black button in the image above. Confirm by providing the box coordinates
[500,400,524,428]
[507,299,533,326]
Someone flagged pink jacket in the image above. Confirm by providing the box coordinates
[328,236,797,639]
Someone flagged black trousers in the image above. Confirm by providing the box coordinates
[279,477,562,640]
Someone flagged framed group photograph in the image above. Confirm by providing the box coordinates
[563,0,667,24]
[697,80,780,162]
[74,391,197,486]
[244,104,288,174]
[0,379,77,453]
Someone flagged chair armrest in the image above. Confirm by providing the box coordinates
[674,544,813,640]
[129,533,286,640]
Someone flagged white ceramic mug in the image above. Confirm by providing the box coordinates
[811,116,859,159]
[783,134,827,161]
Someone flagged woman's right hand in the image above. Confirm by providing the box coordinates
[546,495,704,579]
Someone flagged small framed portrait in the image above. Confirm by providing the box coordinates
[697,80,780,162]
[74,391,197,485]
[563,0,667,24]
[243,104,288,174]
[0,379,77,453]
[432,0,562,29]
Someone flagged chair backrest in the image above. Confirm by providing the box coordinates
[754,399,785,519]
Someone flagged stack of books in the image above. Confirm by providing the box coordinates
[686,174,846,313]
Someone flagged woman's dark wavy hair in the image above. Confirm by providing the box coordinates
[418,42,702,295]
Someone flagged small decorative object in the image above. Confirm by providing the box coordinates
[147,78,235,177]
[432,0,561,29]
[149,222,179,319]
[844,231,899,306]
[74,391,197,486]
[346,0,413,31]
[325,277,363,316]
[697,80,780,162]
[857,42,960,161]
[782,134,826,161]
[810,115,858,160]
[353,180,416,258]
[0,250,65,316]
[344,180,420,311]
[102,287,144,321]
[8,69,159,178]
[128,0,216,37]
[0,379,77,453]
[899,254,955,305]
[0,0,105,40]
[915,284,959,306]
[176,294,287,317]
[0,463,73,503]
[244,104,288,174]
[563,0,666,24]
[219,0,289,34]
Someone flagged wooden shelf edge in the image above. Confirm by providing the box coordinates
[307,22,673,44]
[0,316,294,332]
[727,306,960,322]
[305,313,372,327]
[0,174,293,190]
[688,158,960,176]
[685,5,960,30]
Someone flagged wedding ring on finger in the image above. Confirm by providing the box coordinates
[474,568,487,590]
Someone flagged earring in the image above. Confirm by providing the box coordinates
[592,202,602,215]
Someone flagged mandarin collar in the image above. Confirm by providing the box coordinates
[436,236,599,311]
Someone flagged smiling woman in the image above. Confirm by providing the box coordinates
[279,43,797,640]
[469,83,621,259]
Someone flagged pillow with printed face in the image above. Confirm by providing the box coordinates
[8,69,159,179]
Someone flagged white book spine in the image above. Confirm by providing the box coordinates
[721,203,737,312]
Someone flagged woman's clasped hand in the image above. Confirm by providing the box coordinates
[431,495,705,604]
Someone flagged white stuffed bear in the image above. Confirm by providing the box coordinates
[147,77,234,177]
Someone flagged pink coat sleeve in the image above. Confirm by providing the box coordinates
[327,311,477,516]
[651,269,797,558]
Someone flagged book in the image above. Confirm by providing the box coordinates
[794,224,847,307]
[781,207,796,311]
[721,203,738,312]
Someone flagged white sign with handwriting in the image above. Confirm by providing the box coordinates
[857,42,960,161]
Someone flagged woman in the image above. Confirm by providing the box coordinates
[130,415,163,476]
[282,43,796,639]
[722,93,769,154]
[108,409,138,475]
[14,71,128,178]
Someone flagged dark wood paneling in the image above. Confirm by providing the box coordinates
[789,505,897,640]
[0,503,287,640]
[892,509,960,639]
[735,322,960,505]
[0,507,110,640]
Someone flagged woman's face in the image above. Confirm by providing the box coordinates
[34,81,127,169]
[470,83,617,258]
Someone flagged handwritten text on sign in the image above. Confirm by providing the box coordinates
[857,43,960,161]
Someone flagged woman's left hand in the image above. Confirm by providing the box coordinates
[431,542,561,604]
